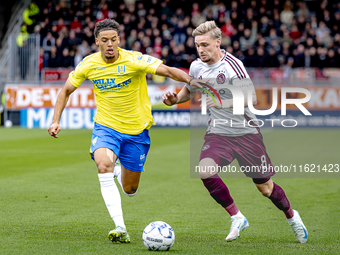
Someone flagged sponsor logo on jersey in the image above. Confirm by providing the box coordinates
[92,78,131,90]
[94,67,105,70]
[143,55,156,64]
[118,65,125,74]
[137,53,143,60]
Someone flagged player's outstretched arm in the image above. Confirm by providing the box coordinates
[162,86,197,106]
[48,79,77,138]
[155,64,205,89]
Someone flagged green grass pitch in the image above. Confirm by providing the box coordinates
[0,127,339,254]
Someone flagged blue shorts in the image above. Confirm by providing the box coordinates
[90,123,151,172]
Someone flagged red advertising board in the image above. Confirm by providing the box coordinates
[5,85,340,111]
[5,85,95,109]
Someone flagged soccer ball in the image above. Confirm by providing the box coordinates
[142,221,175,251]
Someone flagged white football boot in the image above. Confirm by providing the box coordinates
[226,213,249,241]
[288,210,308,243]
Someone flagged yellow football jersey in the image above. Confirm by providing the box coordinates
[68,48,163,135]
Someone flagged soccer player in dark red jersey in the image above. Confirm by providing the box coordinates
[162,21,308,243]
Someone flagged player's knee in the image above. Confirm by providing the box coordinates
[258,187,272,197]
[198,160,219,179]
[97,162,112,173]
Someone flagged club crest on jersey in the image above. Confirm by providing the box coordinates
[216,73,226,84]
[118,65,126,74]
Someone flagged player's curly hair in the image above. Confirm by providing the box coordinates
[94,19,120,38]
[192,20,222,40]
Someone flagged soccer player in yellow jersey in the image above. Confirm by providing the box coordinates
[48,19,201,243]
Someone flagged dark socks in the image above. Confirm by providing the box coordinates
[202,175,239,216]
[269,182,294,219]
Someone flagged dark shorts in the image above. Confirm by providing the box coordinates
[200,132,275,179]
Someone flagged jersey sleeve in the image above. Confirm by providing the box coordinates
[134,53,163,74]
[68,59,86,87]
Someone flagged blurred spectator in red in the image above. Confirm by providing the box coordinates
[96,3,114,23]
[39,48,44,78]
[70,16,82,32]
[191,3,200,16]
[289,25,301,40]
[221,18,234,38]
[154,37,162,58]
[216,1,227,19]
[56,18,66,32]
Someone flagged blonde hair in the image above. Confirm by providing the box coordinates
[192,21,222,40]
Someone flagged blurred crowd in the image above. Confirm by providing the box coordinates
[24,0,340,70]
